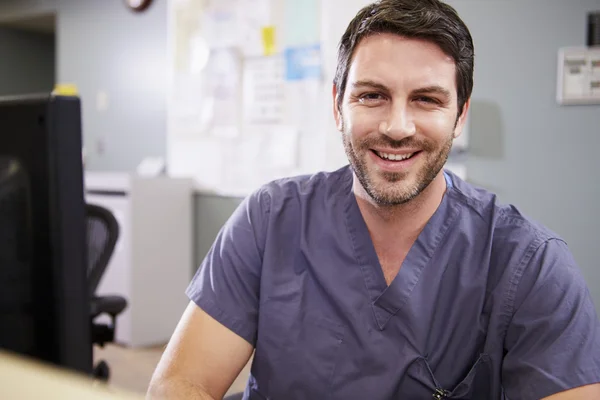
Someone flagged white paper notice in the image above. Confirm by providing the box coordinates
[243,56,286,127]
[205,48,242,137]
[239,0,272,56]
[168,138,224,189]
[264,126,299,169]
[202,0,242,49]
[221,134,266,194]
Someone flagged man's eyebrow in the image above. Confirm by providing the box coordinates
[350,80,390,92]
[412,85,452,100]
[350,81,452,100]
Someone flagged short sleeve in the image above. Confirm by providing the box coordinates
[502,238,600,400]
[185,187,270,346]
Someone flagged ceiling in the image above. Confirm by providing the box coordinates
[0,13,55,34]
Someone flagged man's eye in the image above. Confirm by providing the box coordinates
[415,96,439,104]
[359,93,384,103]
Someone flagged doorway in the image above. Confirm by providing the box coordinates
[0,13,56,97]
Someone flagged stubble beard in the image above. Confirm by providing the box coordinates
[342,124,454,206]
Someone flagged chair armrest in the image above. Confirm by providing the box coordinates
[90,295,127,319]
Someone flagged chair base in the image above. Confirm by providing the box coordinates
[93,360,110,382]
[92,322,115,347]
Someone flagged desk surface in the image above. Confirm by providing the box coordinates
[0,351,143,399]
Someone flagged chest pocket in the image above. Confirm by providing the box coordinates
[253,302,346,399]
[396,354,492,399]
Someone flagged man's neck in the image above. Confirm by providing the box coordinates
[353,172,448,242]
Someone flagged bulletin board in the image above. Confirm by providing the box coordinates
[167,0,330,195]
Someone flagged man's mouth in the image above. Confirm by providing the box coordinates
[373,150,419,161]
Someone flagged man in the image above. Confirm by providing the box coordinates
[148,0,600,398]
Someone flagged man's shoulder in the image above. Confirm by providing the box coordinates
[446,170,563,247]
[255,166,351,207]
[446,172,577,312]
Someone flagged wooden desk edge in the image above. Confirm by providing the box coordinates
[0,350,144,399]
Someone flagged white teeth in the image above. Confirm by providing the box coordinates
[377,151,414,161]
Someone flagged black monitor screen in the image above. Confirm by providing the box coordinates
[0,157,35,356]
[0,94,92,375]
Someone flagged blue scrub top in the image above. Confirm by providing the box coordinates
[186,166,600,400]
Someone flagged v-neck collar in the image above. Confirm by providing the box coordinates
[343,168,461,330]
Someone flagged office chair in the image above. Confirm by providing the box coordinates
[86,203,127,381]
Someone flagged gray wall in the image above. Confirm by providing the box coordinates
[57,0,167,171]
[0,0,167,171]
[0,27,55,96]
[193,194,243,271]
[448,0,600,307]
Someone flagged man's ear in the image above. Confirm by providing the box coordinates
[332,84,343,132]
[453,98,471,139]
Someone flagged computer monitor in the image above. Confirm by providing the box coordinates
[0,93,92,375]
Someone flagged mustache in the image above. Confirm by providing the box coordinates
[356,135,434,152]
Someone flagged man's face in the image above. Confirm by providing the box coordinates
[333,33,469,206]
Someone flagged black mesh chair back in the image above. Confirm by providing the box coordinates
[86,203,119,296]
[85,203,124,381]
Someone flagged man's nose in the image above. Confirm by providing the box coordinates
[379,104,416,140]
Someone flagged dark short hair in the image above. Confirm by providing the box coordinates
[334,0,475,115]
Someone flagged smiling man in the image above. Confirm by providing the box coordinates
[148,1,600,399]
